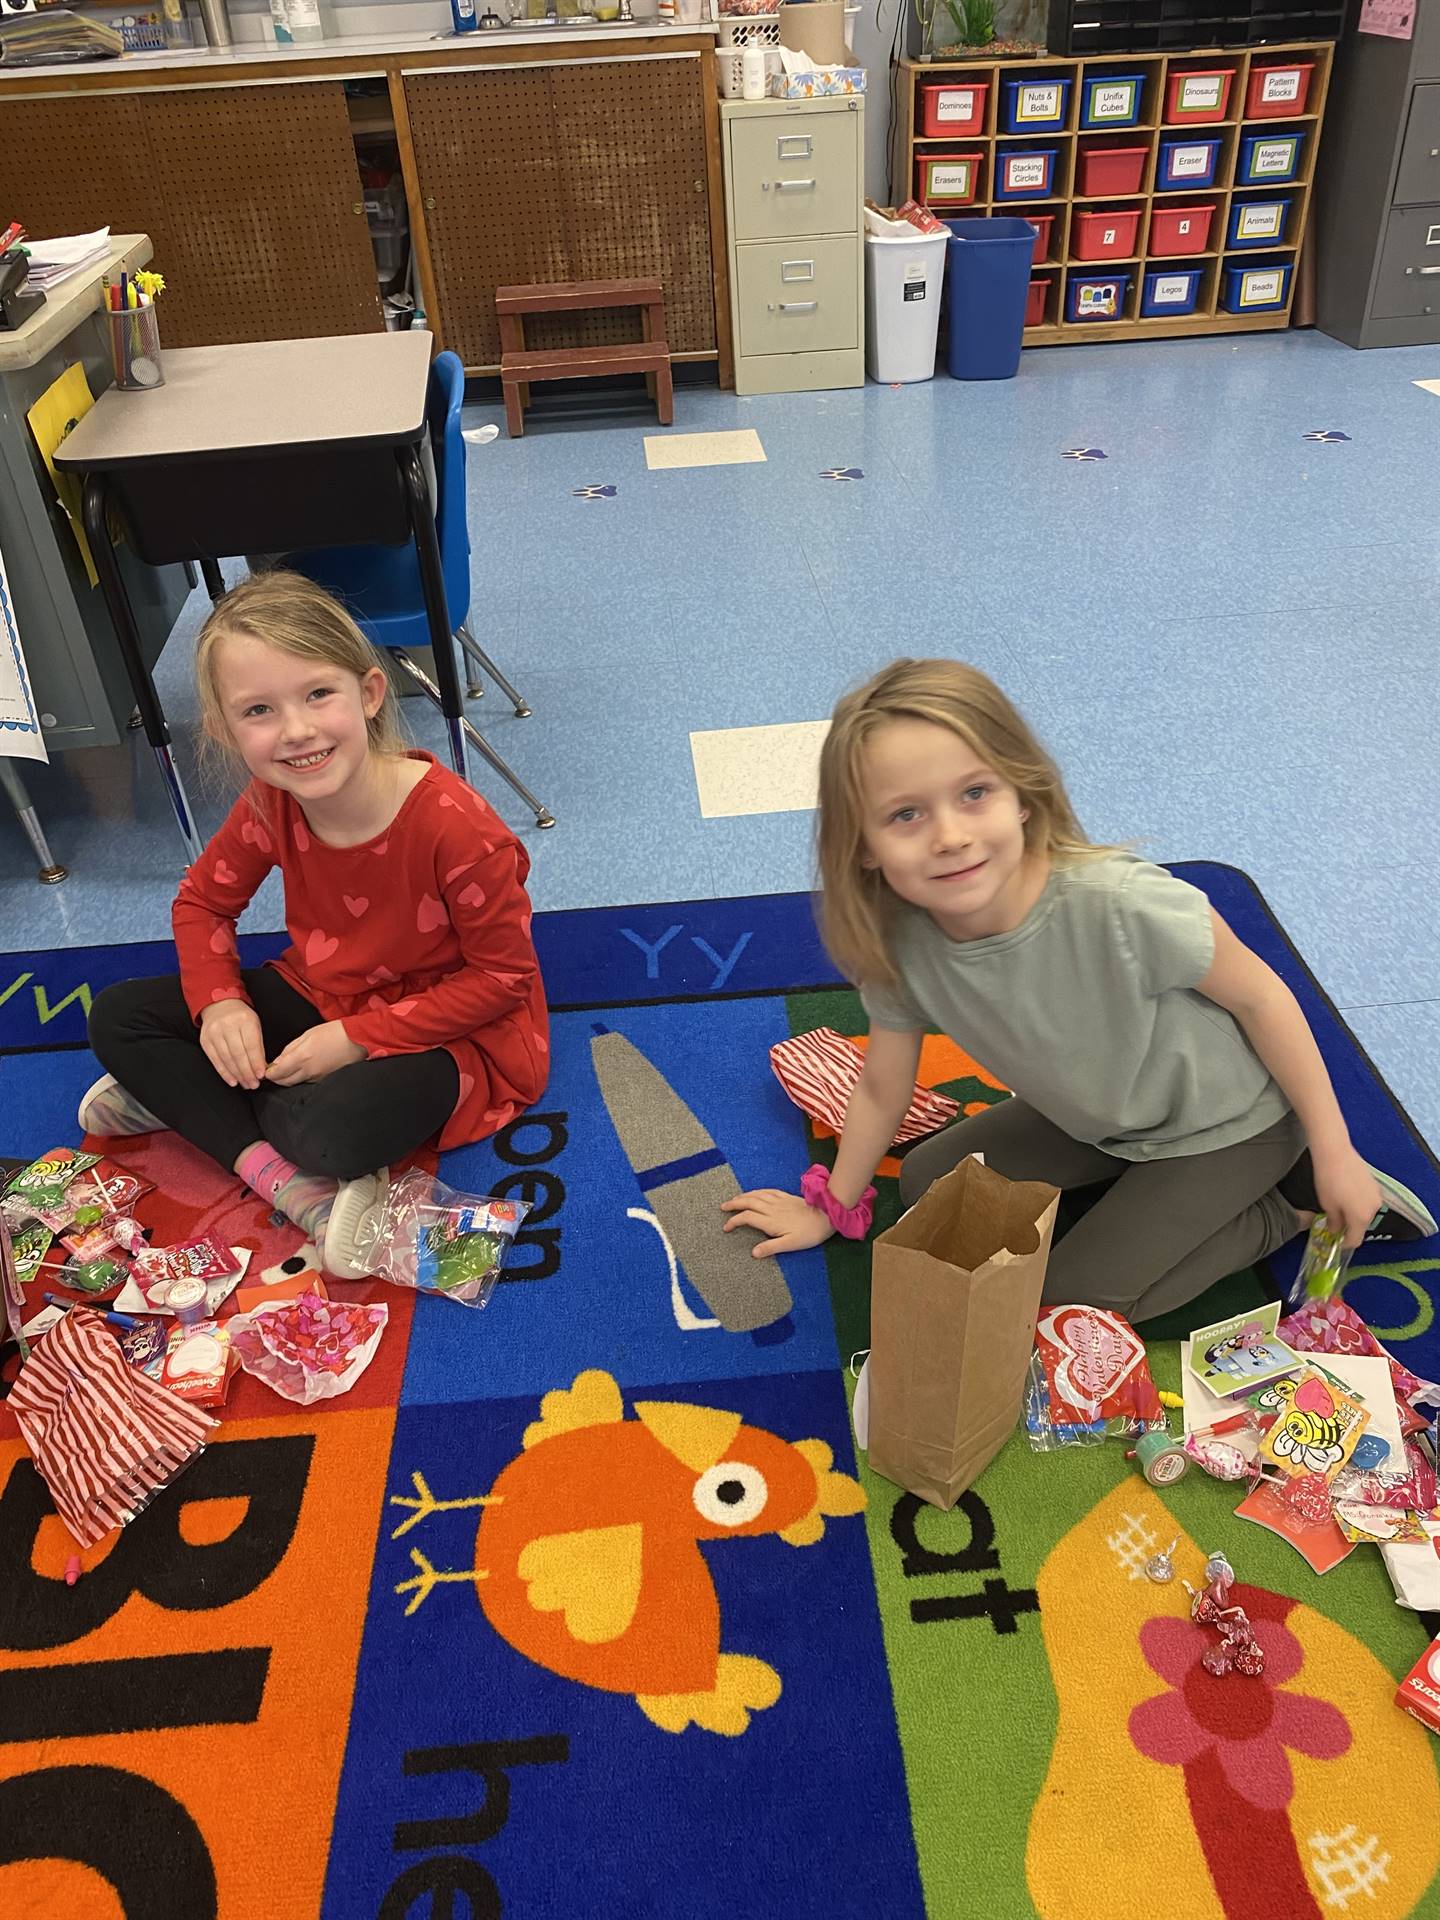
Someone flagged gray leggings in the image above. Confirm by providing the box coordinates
[897,1098,1307,1324]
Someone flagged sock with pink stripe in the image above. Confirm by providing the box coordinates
[236,1143,338,1245]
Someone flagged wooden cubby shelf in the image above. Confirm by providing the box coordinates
[894,40,1331,345]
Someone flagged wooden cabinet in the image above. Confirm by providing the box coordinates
[400,56,722,373]
[0,84,382,348]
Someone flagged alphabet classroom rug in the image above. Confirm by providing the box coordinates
[1,866,1438,1920]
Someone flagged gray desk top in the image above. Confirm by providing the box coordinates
[0,234,151,375]
[55,332,432,469]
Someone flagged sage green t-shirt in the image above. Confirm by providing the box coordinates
[860,852,1290,1162]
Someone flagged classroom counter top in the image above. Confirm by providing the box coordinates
[0,18,716,88]
[0,233,150,373]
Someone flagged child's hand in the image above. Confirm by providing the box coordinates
[199,999,266,1090]
[1312,1148,1383,1250]
[722,1189,833,1258]
[266,1021,367,1087]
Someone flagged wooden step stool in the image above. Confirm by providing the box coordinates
[495,277,674,439]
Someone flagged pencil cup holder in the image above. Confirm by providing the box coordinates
[105,303,165,390]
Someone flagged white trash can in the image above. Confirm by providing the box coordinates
[864,228,948,383]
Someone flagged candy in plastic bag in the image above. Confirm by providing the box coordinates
[353,1169,528,1309]
[1026,1304,1165,1451]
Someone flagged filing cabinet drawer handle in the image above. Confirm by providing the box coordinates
[1407,265,1440,275]
[774,178,817,192]
[770,300,819,312]
[778,135,813,158]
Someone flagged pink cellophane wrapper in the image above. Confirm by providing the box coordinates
[230,1291,387,1406]
[1278,1296,1439,1424]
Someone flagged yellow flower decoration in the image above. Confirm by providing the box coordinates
[133,270,166,298]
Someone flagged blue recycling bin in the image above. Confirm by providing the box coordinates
[943,217,1034,381]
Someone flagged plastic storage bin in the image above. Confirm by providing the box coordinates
[1025,275,1052,326]
[1155,135,1221,189]
[944,216,1035,378]
[1148,202,1214,253]
[865,227,949,383]
[1000,74,1071,132]
[918,152,984,205]
[1219,256,1293,313]
[1078,71,1145,128]
[1236,130,1303,184]
[1025,210,1057,261]
[1140,266,1203,315]
[1226,194,1291,248]
[920,80,989,137]
[1071,206,1142,259]
[1076,141,1148,195]
[1067,270,1131,322]
[1163,67,1234,124]
[1245,60,1313,119]
[994,146,1058,199]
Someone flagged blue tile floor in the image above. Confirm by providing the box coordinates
[4,328,1440,1144]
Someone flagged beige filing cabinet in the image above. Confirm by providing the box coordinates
[722,96,864,395]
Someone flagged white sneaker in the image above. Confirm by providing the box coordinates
[321,1170,389,1280]
[78,1073,164,1139]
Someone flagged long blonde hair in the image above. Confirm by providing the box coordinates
[195,571,406,793]
[817,657,1108,987]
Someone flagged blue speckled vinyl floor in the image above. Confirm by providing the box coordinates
[4,328,1440,1145]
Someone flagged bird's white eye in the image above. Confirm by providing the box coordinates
[692,1462,769,1527]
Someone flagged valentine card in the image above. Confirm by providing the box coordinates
[1255,1367,1369,1483]
[1235,1479,1355,1574]
[1033,1304,1162,1431]
[1189,1300,1301,1396]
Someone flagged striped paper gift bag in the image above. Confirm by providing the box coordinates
[9,1307,216,1546]
[769,1027,960,1146]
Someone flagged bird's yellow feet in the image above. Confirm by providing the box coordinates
[635,1654,781,1737]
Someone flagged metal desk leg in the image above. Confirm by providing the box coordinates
[199,557,226,604]
[0,757,67,883]
[82,472,204,867]
[398,444,469,785]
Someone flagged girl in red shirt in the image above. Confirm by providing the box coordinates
[84,572,549,1277]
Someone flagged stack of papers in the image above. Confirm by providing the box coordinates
[21,228,112,293]
[0,9,122,66]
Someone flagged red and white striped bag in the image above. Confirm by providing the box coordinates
[9,1307,216,1546]
[769,1027,960,1146]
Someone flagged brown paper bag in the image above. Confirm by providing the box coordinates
[867,1155,1059,1510]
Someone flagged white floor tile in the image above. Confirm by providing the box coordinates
[690,719,829,818]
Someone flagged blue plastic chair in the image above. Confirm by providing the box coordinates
[281,350,553,827]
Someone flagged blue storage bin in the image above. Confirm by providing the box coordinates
[1226,194,1292,249]
[1236,130,1303,186]
[1155,136,1221,191]
[1000,74,1071,133]
[1219,256,1293,314]
[943,217,1035,379]
[993,145,1059,200]
[1078,71,1145,128]
[1140,266,1203,316]
[1066,271,1132,323]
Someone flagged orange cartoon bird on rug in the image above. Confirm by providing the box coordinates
[389,1368,866,1735]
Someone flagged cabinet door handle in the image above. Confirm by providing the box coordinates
[774,178,817,192]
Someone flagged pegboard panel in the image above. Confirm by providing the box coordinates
[404,58,716,367]
[0,85,382,347]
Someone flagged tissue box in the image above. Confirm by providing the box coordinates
[769,50,866,97]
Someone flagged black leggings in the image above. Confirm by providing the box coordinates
[88,968,460,1183]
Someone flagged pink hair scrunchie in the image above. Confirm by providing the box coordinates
[800,1163,877,1240]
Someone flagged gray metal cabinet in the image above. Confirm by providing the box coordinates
[1315,0,1440,346]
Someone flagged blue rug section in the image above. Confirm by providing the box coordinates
[2,864,1436,1383]
[408,997,842,1407]
[327,1370,923,1920]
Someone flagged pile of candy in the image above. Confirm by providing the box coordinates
[230,1291,388,1405]
[352,1169,528,1310]
[1184,1553,1267,1678]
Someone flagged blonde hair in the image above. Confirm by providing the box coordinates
[195,571,406,792]
[817,657,1109,987]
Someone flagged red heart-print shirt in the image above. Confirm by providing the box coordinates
[172,751,549,1149]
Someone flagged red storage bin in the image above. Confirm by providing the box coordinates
[1026,211,1056,262]
[917,151,984,205]
[1164,66,1235,124]
[919,80,989,137]
[1071,206,1142,260]
[1025,276,1050,326]
[1076,142,1148,196]
[1245,60,1314,120]
[1147,202,1214,254]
